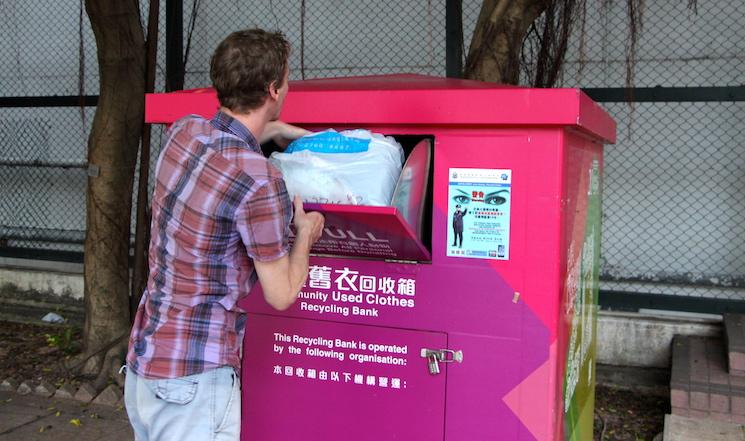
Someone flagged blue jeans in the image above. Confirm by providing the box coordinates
[124,366,240,441]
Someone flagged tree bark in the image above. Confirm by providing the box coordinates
[464,0,547,84]
[82,0,145,385]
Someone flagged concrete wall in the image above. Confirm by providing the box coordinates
[596,311,721,368]
[0,258,83,300]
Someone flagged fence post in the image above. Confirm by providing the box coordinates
[165,0,183,91]
[446,0,463,78]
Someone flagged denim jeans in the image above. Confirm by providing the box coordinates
[124,366,240,441]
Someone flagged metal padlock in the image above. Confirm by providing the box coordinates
[421,348,463,375]
[427,354,440,375]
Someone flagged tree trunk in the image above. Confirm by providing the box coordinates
[464,0,547,84]
[82,0,145,386]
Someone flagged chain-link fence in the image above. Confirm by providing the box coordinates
[180,0,447,87]
[545,0,745,306]
[1,2,93,258]
[1,1,743,310]
[0,1,165,260]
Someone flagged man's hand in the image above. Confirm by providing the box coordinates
[292,196,324,245]
[262,121,310,149]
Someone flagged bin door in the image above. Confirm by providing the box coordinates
[242,314,447,441]
[298,203,431,262]
[391,139,432,241]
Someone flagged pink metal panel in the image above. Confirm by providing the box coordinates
[144,74,616,143]
[281,88,577,128]
[553,128,604,440]
[240,252,548,441]
[432,131,563,338]
[241,256,527,338]
[236,126,569,440]
[300,203,431,262]
[144,88,219,124]
[578,92,617,144]
[242,313,447,441]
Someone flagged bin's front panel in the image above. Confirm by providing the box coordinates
[242,313,447,441]
[236,127,566,440]
[241,256,525,339]
[431,130,562,441]
[444,333,552,441]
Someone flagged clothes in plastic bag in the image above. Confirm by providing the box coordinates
[270,129,404,206]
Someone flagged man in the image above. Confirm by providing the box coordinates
[124,29,324,441]
[452,204,468,248]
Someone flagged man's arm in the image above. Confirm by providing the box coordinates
[260,121,310,149]
[254,196,324,310]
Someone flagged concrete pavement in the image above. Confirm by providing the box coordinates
[664,413,745,440]
[0,391,132,441]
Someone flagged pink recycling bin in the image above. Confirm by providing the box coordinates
[145,74,616,441]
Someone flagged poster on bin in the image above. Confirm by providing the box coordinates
[447,168,512,260]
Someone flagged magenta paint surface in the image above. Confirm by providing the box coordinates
[145,75,616,144]
[243,314,446,441]
[144,74,615,441]
[298,204,431,262]
[240,250,548,440]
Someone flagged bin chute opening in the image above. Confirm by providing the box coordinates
[270,130,405,207]
[262,133,434,262]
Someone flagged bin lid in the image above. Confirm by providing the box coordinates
[300,203,431,262]
[145,74,615,144]
[391,138,431,241]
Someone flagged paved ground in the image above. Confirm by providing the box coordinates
[0,391,132,441]
[664,414,745,440]
[1,386,665,441]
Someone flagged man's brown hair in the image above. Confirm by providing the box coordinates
[210,29,290,113]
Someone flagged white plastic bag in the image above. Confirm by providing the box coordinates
[270,129,404,206]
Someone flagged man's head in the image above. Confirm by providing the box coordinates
[210,29,291,116]
[455,204,462,212]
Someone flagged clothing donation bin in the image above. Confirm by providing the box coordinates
[145,74,616,441]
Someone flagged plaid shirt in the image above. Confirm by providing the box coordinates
[127,111,292,379]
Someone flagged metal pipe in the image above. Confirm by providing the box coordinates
[446,0,464,78]
[165,0,184,92]
[601,271,745,289]
[0,160,87,169]
[131,0,161,318]
[1,229,86,244]
[0,95,98,108]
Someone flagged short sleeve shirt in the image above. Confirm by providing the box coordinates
[127,111,292,379]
